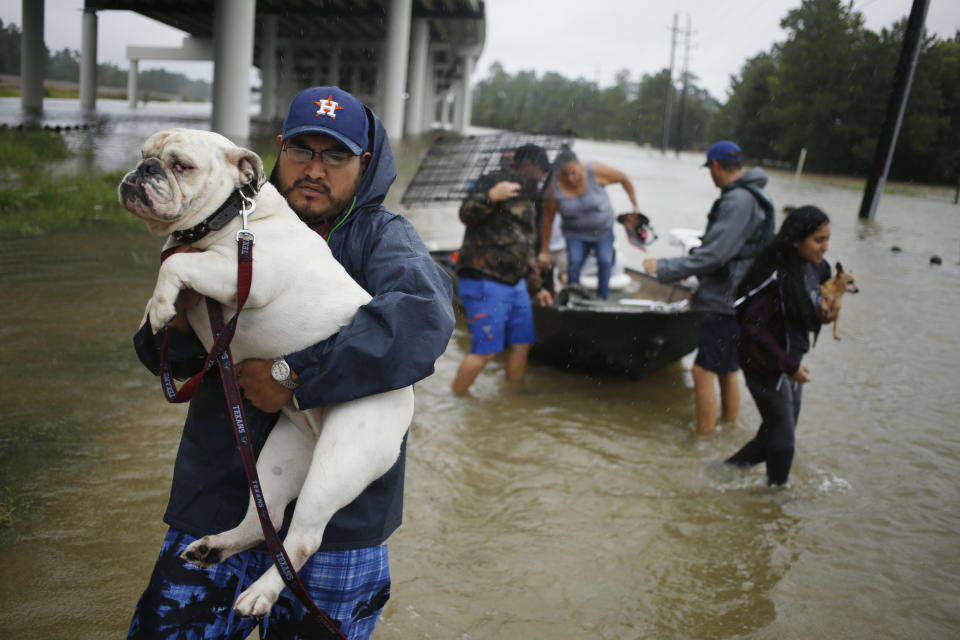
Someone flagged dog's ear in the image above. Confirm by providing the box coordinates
[226,146,266,189]
[835,261,844,273]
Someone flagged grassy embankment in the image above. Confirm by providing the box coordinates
[0,84,182,101]
[0,128,133,235]
[0,129,279,236]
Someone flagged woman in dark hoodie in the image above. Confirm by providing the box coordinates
[724,206,834,486]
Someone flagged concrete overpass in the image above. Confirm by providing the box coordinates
[18,0,485,142]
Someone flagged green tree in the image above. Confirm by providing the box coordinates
[630,70,673,146]
[883,25,959,183]
[770,0,874,173]
[0,19,21,75]
[471,63,717,149]
[708,53,779,158]
[98,62,129,88]
[710,0,960,184]
[46,47,80,82]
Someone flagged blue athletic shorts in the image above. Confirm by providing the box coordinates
[127,528,390,640]
[458,277,535,354]
[694,312,740,375]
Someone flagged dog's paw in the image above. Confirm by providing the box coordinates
[234,583,281,618]
[180,537,224,568]
[146,295,177,333]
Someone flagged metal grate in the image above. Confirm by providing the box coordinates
[400,132,573,206]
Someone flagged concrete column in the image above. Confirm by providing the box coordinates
[452,90,462,132]
[381,0,412,140]
[351,65,361,95]
[454,50,475,134]
[279,45,296,116]
[441,90,453,130]
[212,0,256,142]
[127,59,139,108]
[259,14,278,121]
[20,0,44,116]
[404,18,429,137]
[421,51,436,132]
[79,8,98,112]
[329,47,341,87]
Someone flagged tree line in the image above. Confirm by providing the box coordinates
[0,18,211,101]
[470,0,960,185]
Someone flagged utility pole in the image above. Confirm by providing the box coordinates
[661,13,678,155]
[675,14,692,157]
[858,0,929,220]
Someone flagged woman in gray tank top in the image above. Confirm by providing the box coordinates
[537,149,641,299]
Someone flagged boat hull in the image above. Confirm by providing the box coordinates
[531,301,704,378]
[432,251,704,379]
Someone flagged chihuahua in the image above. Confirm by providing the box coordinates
[821,262,859,340]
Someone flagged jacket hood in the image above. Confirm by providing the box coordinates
[352,106,398,211]
[268,104,397,218]
[725,167,769,191]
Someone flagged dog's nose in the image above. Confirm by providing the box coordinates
[138,157,164,177]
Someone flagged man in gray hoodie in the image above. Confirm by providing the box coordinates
[644,140,772,435]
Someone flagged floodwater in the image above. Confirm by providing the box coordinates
[1,99,960,639]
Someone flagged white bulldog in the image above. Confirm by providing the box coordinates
[119,128,414,618]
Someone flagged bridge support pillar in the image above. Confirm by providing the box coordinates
[127,60,139,108]
[79,8,98,112]
[212,0,256,142]
[404,18,429,137]
[259,14,279,122]
[382,0,412,141]
[454,49,476,134]
[20,0,44,118]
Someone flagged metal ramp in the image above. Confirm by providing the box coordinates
[400,132,573,206]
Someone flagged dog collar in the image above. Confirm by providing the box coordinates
[172,184,259,244]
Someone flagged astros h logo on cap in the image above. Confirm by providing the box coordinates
[282,86,369,155]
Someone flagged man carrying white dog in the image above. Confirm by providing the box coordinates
[127,87,455,639]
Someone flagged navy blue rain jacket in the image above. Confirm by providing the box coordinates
[133,108,455,550]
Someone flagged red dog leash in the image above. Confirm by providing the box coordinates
[156,190,347,638]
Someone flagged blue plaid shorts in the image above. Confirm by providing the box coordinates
[127,528,391,640]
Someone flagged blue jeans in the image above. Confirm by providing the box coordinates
[566,231,615,299]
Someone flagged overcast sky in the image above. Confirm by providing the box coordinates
[1,0,959,100]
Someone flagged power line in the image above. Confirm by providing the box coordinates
[695,0,777,48]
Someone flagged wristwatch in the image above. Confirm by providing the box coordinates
[270,357,300,390]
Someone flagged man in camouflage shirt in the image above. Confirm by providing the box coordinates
[451,144,554,394]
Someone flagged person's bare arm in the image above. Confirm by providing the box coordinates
[592,161,639,213]
[538,196,558,270]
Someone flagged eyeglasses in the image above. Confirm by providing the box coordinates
[281,144,353,167]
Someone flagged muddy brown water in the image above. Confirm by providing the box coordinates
[1,109,960,638]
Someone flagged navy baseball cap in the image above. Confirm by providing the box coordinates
[281,86,369,155]
[703,140,742,166]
